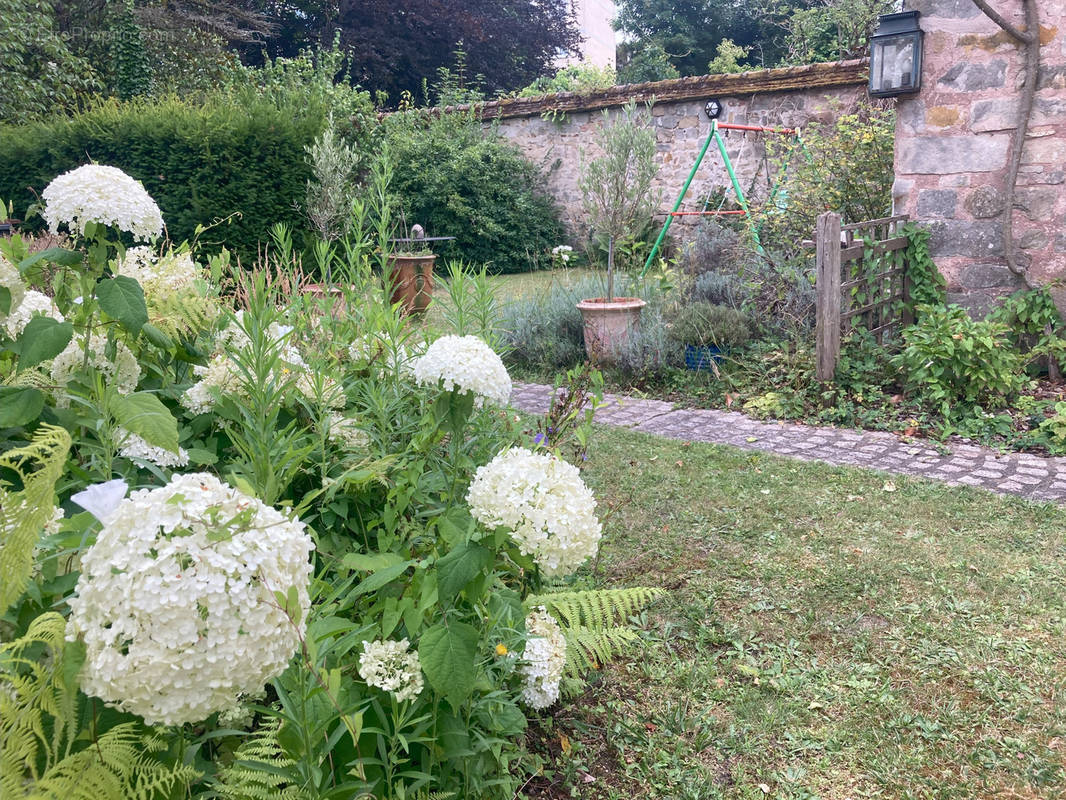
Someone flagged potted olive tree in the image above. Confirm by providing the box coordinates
[576,100,660,362]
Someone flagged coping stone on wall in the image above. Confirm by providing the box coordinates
[431,60,869,122]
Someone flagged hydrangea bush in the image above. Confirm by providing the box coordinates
[67,473,313,726]
[0,163,658,800]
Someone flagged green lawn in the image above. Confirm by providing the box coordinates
[528,426,1066,799]
[484,267,600,302]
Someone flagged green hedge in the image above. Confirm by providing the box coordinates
[0,96,328,261]
[385,111,563,273]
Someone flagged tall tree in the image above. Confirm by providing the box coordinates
[333,0,581,102]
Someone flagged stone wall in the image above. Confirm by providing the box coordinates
[448,61,868,245]
[894,0,1066,313]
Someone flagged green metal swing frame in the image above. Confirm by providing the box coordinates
[641,119,805,276]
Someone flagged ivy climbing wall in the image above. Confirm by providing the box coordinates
[894,0,1066,314]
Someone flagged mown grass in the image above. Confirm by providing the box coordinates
[527,426,1066,799]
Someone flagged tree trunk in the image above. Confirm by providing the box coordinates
[607,236,615,302]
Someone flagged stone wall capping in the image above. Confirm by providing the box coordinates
[382,59,869,122]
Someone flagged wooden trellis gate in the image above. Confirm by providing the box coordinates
[815,212,911,381]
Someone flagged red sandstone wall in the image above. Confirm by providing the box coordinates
[894,0,1066,313]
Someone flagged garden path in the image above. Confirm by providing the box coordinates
[511,382,1066,505]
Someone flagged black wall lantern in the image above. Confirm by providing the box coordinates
[868,10,923,97]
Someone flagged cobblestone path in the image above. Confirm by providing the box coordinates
[511,382,1066,505]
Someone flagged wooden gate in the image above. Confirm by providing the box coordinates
[815,212,910,381]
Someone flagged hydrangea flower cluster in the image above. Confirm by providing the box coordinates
[357,638,424,702]
[115,427,189,468]
[117,246,200,296]
[0,254,26,326]
[519,608,567,709]
[5,289,63,338]
[181,314,310,415]
[412,335,511,406]
[551,245,573,265]
[466,447,602,577]
[41,164,164,242]
[326,413,369,449]
[66,473,314,726]
[51,334,140,402]
[181,354,243,415]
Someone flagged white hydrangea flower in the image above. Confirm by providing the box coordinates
[5,290,63,338]
[42,164,164,241]
[116,246,200,296]
[66,473,315,727]
[467,447,602,577]
[412,335,511,406]
[115,427,189,468]
[51,334,140,404]
[357,638,424,703]
[551,245,573,264]
[519,608,567,710]
[181,354,241,415]
[0,254,26,325]
[44,505,64,536]
[326,413,369,449]
[181,314,307,415]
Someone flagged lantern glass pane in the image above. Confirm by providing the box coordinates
[873,36,915,92]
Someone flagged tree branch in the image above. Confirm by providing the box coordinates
[971,0,1040,288]
[970,0,1034,43]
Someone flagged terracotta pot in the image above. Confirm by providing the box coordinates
[575,297,646,363]
[387,253,436,314]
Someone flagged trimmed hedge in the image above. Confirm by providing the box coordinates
[0,96,329,261]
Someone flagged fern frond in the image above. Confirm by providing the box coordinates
[525,587,665,630]
[0,425,71,615]
[3,370,53,390]
[147,289,220,340]
[1,612,200,800]
[216,716,311,800]
[560,626,640,679]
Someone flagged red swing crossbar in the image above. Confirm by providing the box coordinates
[716,123,796,134]
[668,210,748,216]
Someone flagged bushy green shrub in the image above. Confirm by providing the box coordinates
[892,305,1026,408]
[753,102,895,257]
[518,63,616,97]
[501,278,598,368]
[384,109,563,272]
[0,52,374,261]
[667,302,751,348]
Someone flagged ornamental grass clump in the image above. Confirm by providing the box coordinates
[466,446,602,577]
[66,473,314,727]
[41,164,164,241]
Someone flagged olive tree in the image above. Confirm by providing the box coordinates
[578,101,659,301]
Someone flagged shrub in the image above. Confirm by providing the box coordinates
[518,63,616,97]
[0,166,661,798]
[0,51,375,261]
[752,102,895,258]
[892,305,1026,408]
[384,109,563,272]
[668,302,752,348]
[501,278,598,368]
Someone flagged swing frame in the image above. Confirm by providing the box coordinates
[641,119,804,276]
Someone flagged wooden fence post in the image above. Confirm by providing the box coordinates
[815,211,841,382]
